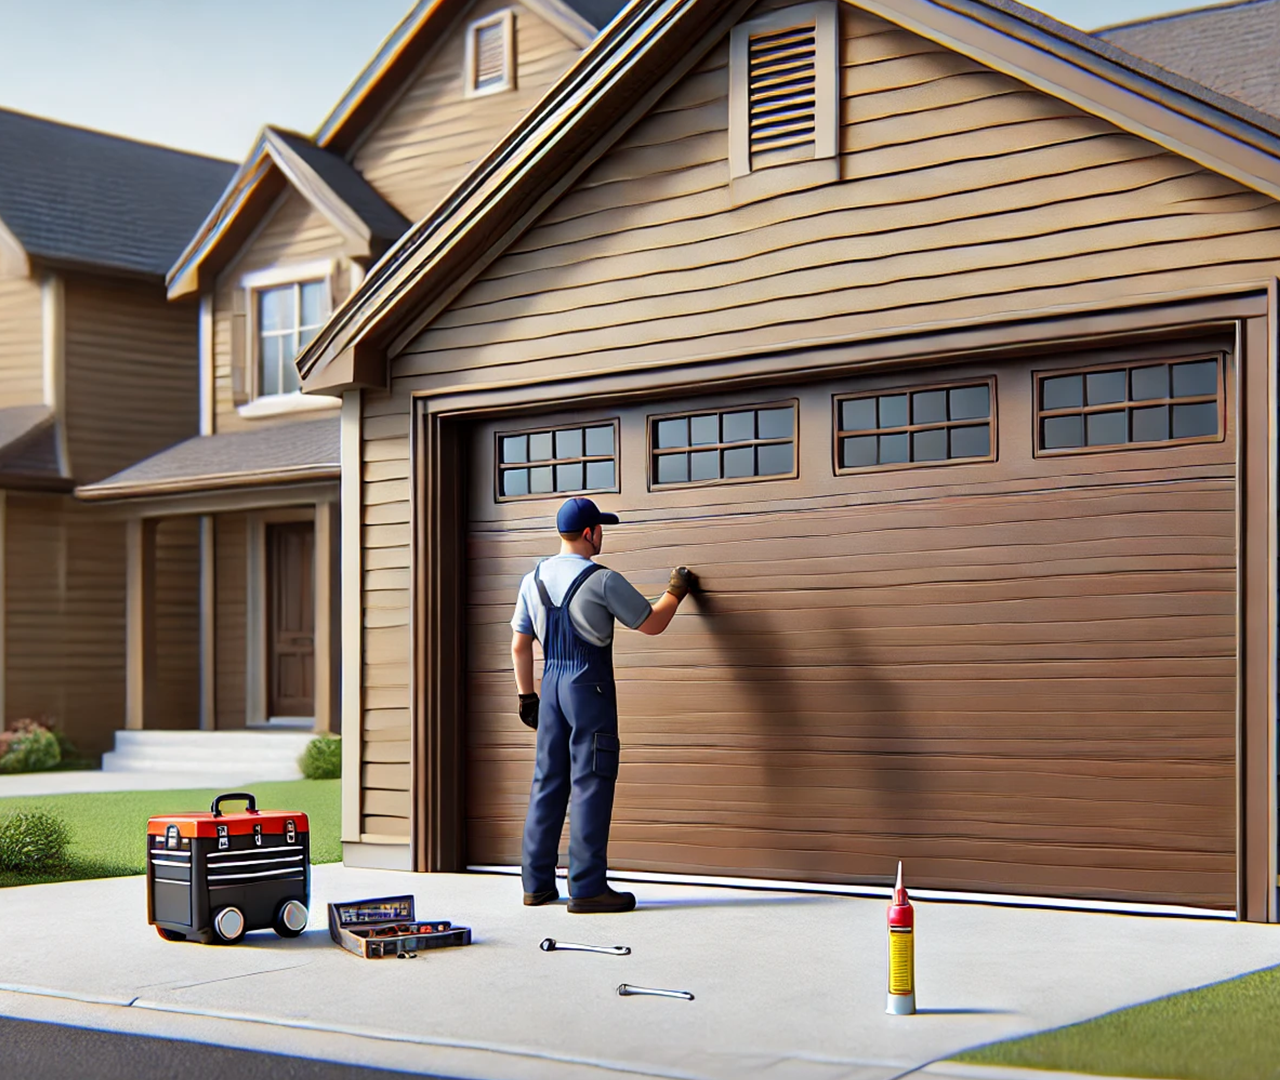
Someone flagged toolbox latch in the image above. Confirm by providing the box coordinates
[166,824,179,850]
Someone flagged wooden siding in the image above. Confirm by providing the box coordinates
[352,0,582,224]
[360,7,1280,858]
[5,495,126,757]
[215,512,248,729]
[212,191,349,434]
[64,276,199,485]
[462,347,1238,905]
[153,516,201,729]
[0,276,44,409]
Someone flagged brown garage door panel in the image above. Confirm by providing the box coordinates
[465,375,1237,907]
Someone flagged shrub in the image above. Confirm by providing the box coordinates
[0,720,61,774]
[0,809,71,871]
[300,735,341,780]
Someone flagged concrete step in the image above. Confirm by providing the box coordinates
[101,730,316,780]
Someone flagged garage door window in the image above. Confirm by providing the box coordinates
[1036,357,1223,454]
[835,379,995,472]
[650,402,797,487]
[497,421,618,499]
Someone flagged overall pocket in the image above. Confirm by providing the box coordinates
[592,732,620,780]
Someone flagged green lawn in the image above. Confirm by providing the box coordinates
[0,780,340,887]
[953,964,1280,1080]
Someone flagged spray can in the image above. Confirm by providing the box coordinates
[885,860,915,1015]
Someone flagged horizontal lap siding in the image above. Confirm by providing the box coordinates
[153,517,201,729]
[395,11,1280,387]
[215,513,247,729]
[463,361,1238,904]
[213,192,348,434]
[361,387,412,839]
[0,277,44,408]
[5,496,127,758]
[352,0,582,224]
[64,277,199,485]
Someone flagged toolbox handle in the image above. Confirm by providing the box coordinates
[211,792,258,817]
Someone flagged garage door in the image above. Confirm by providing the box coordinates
[463,342,1238,908]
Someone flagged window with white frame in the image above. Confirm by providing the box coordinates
[256,280,328,397]
[466,10,515,97]
[729,2,839,181]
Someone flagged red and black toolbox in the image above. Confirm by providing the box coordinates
[147,792,310,945]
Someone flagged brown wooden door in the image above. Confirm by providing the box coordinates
[463,343,1238,909]
[267,522,315,717]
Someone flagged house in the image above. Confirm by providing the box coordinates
[77,2,628,788]
[298,0,1280,920]
[0,107,233,758]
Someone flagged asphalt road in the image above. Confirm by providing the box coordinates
[0,1015,453,1080]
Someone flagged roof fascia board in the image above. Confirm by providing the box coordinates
[0,215,30,279]
[262,130,373,252]
[315,0,455,152]
[858,0,1280,200]
[167,144,273,298]
[300,0,754,388]
[76,463,341,502]
[523,0,598,46]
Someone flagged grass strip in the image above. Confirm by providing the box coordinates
[953,963,1280,1080]
[0,780,340,888]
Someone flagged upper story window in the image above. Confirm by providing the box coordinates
[1035,356,1223,454]
[466,10,516,97]
[729,3,838,182]
[836,380,995,472]
[257,280,328,397]
[497,421,618,500]
[650,403,797,488]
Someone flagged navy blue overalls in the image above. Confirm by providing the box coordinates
[521,561,621,899]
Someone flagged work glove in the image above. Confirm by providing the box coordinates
[518,693,540,730]
[666,566,698,600]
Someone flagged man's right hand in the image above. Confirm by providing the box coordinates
[666,566,698,600]
[518,693,540,730]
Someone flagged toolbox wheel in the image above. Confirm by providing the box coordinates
[155,926,186,942]
[274,899,308,938]
[212,906,246,944]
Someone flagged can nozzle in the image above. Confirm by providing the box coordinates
[893,859,908,907]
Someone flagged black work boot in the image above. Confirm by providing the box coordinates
[523,887,559,906]
[568,887,636,914]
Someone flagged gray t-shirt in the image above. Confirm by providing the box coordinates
[511,554,653,648]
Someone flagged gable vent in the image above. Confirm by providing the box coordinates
[747,24,818,158]
[475,22,507,90]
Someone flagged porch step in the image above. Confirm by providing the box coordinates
[101,730,316,781]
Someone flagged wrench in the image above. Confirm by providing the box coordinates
[540,937,630,956]
[617,983,694,1001]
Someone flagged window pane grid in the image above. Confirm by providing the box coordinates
[497,423,618,500]
[1035,358,1222,454]
[258,280,325,398]
[835,381,993,471]
[651,404,796,487]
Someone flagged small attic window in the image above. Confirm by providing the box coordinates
[466,10,516,97]
[729,2,839,187]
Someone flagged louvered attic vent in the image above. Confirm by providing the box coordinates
[748,23,818,158]
[475,22,506,90]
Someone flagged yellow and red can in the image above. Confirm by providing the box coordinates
[886,861,915,1015]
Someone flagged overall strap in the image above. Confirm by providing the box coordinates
[559,562,604,611]
[532,562,555,610]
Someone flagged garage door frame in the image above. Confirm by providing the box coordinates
[405,286,1277,920]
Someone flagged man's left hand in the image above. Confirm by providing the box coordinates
[518,693,540,729]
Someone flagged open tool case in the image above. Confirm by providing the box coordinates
[328,895,472,959]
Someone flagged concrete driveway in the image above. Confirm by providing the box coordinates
[2,866,1279,1079]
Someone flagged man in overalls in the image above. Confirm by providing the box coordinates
[511,497,696,913]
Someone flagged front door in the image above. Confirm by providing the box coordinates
[267,522,314,718]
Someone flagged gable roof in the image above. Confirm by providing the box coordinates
[1096,0,1280,119]
[0,107,234,280]
[296,0,1280,393]
[167,0,629,298]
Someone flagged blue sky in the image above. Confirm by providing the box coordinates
[0,0,1199,161]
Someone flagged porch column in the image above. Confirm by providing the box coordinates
[198,514,216,731]
[313,498,341,735]
[125,518,157,730]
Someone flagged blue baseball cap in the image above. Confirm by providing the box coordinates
[557,497,620,534]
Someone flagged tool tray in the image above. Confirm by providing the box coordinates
[328,895,472,959]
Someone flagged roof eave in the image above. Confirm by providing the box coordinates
[76,463,341,502]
